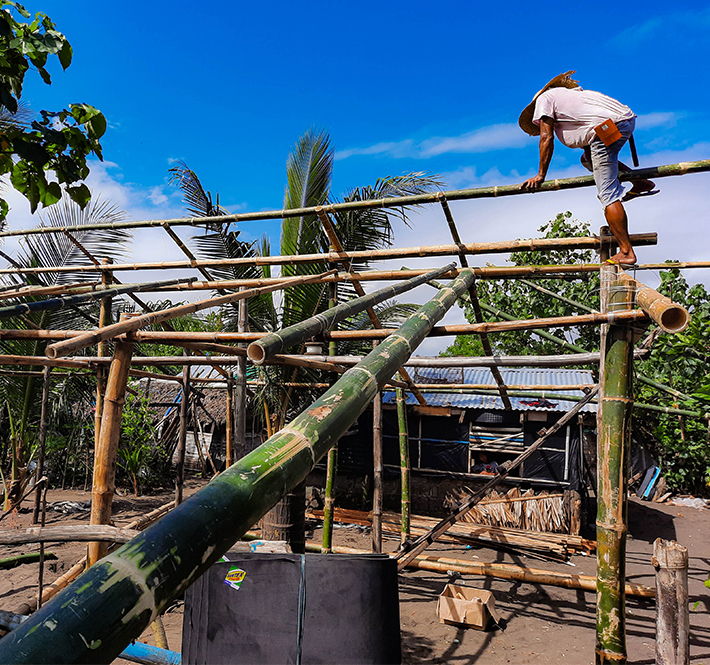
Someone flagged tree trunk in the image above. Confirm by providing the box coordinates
[262,482,305,553]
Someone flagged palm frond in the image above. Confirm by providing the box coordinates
[168,160,228,221]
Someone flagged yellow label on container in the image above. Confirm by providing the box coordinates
[224,566,246,590]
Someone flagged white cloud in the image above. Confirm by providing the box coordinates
[335,123,527,161]
[635,112,680,130]
[610,9,710,49]
[148,186,169,206]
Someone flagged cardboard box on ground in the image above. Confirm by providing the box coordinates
[437,584,499,631]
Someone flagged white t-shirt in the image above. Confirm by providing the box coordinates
[532,87,636,148]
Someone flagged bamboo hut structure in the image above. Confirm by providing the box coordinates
[0,157,705,664]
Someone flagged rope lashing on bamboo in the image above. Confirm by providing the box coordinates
[0,159,705,239]
[44,269,337,359]
[0,277,197,320]
[247,263,456,364]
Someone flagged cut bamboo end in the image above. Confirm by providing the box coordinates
[247,343,266,364]
[618,272,690,333]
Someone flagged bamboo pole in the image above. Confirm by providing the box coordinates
[394,386,599,571]
[87,327,135,566]
[0,235,658,277]
[175,357,190,506]
[32,366,51,524]
[0,280,102,301]
[0,158,706,240]
[596,266,634,664]
[235,290,248,458]
[95,261,112,469]
[396,385,410,543]
[653,539,689,665]
[225,379,234,468]
[322,282,338,554]
[0,525,140,545]
[617,271,689,333]
[316,207,427,406]
[372,382,383,554]
[248,263,456,363]
[0,277,196,320]
[0,268,478,664]
[45,270,336,358]
[438,193,512,409]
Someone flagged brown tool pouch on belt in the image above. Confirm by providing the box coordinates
[594,118,622,146]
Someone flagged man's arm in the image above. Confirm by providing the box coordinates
[521,117,554,191]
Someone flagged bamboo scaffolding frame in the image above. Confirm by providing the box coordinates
[0,269,478,663]
[316,207,427,406]
[45,269,337,358]
[0,234,657,277]
[438,193,512,409]
[0,159,705,239]
[247,263,455,363]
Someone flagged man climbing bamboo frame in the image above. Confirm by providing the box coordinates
[519,70,657,266]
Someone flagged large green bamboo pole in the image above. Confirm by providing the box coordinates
[0,268,477,665]
[596,269,634,664]
[0,159,705,239]
[396,385,411,543]
[247,263,456,363]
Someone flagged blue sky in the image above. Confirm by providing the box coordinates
[7,0,710,353]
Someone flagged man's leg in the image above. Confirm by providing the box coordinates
[604,201,636,265]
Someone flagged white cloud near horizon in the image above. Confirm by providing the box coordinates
[610,8,710,49]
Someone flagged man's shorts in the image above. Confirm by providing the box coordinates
[587,118,636,209]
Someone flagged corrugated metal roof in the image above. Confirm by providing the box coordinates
[382,367,596,412]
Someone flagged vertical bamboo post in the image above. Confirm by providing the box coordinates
[32,366,51,524]
[235,290,248,457]
[88,318,134,566]
[94,260,113,454]
[175,352,190,506]
[596,246,634,664]
[372,362,383,553]
[396,384,411,543]
[225,379,234,468]
[322,282,338,553]
[653,539,689,665]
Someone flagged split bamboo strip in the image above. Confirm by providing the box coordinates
[316,207,427,406]
[0,237,656,277]
[88,333,135,566]
[45,269,337,358]
[0,158,705,239]
[653,539,689,665]
[438,193,512,409]
[0,277,196,320]
[618,270,689,333]
[0,269,477,664]
[247,263,456,363]
[394,386,599,571]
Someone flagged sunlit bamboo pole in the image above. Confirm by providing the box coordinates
[0,269,478,665]
[175,357,189,506]
[87,330,134,566]
[0,236,657,277]
[372,381,383,553]
[397,385,410,544]
[0,158,705,240]
[45,270,337,358]
[322,282,338,554]
[32,366,51,525]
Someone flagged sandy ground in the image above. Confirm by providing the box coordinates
[0,480,708,664]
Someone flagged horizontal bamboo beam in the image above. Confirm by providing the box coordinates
[0,277,196,320]
[0,281,103,301]
[0,525,139,545]
[0,235,657,277]
[45,270,337,358]
[0,159,706,238]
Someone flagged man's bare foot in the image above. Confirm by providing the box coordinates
[608,250,637,266]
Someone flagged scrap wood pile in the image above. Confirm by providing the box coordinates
[445,487,568,533]
[307,506,595,561]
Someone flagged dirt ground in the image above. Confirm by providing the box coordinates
[1,480,709,664]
